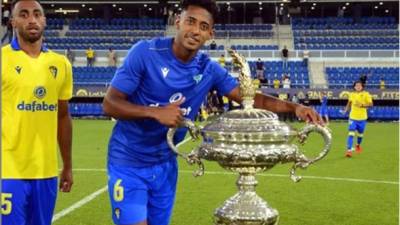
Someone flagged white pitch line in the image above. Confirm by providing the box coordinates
[52,185,108,222]
[52,138,192,222]
[55,135,397,222]
[67,138,192,173]
[71,168,398,185]
[179,170,399,185]
[176,137,192,147]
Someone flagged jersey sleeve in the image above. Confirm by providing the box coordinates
[348,92,353,102]
[210,62,238,96]
[59,56,73,100]
[111,41,146,95]
[365,92,373,104]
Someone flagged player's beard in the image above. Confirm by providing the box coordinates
[183,33,202,51]
[18,27,44,44]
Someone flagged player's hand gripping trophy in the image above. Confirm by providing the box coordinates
[167,50,332,225]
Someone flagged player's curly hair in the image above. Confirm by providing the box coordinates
[181,0,219,22]
[353,79,366,89]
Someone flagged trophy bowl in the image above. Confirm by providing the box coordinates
[167,50,332,225]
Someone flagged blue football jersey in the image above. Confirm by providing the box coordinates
[321,96,328,107]
[108,37,238,167]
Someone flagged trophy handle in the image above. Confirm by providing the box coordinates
[290,124,332,182]
[167,119,205,177]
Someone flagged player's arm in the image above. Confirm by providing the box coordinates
[343,100,352,113]
[361,94,373,108]
[225,87,323,124]
[359,102,373,108]
[365,101,373,107]
[102,87,184,127]
[58,100,73,192]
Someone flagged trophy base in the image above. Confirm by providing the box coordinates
[214,191,279,225]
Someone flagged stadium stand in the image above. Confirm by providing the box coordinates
[3,9,397,121]
[314,105,399,120]
[69,103,104,117]
[293,17,399,50]
[46,18,64,30]
[214,24,274,39]
[326,67,399,89]
[201,44,279,50]
[69,18,165,30]
[249,61,310,88]
[73,66,116,84]
[68,103,400,121]
[46,37,138,50]
[44,20,277,50]
[45,18,166,50]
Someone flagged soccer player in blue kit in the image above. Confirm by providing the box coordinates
[319,91,329,125]
[102,1,323,225]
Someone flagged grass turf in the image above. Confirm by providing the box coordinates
[53,120,399,225]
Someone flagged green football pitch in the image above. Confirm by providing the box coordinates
[53,119,398,225]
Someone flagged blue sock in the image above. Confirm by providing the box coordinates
[347,131,355,150]
[347,136,354,150]
[357,137,363,145]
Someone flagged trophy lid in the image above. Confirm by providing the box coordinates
[200,50,297,143]
[201,108,297,143]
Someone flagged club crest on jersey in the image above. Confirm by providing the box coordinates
[15,66,22,74]
[115,208,121,219]
[34,86,47,99]
[49,66,58,78]
[193,74,203,84]
[161,67,169,78]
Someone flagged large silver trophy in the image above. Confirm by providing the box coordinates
[167,50,332,225]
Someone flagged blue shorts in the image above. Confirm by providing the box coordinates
[1,177,58,225]
[107,158,178,225]
[348,119,367,134]
[319,107,328,117]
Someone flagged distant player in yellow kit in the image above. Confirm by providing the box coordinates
[343,79,373,157]
[1,0,73,224]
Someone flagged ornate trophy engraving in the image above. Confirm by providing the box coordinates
[167,50,332,225]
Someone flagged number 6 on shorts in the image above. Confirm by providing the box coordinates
[113,179,124,202]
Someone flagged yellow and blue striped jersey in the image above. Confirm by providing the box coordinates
[349,91,372,120]
[2,39,73,179]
